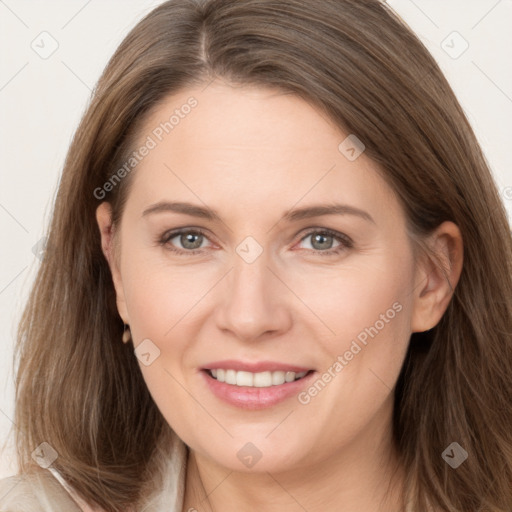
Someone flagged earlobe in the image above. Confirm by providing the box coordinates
[411,221,464,333]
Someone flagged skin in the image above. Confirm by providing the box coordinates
[97,79,463,512]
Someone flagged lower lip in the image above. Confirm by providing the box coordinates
[200,370,316,410]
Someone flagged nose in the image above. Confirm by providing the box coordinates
[214,253,293,342]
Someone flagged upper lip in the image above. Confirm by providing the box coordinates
[202,360,313,373]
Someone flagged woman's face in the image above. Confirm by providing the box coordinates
[98,80,426,473]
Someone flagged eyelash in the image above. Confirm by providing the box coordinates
[158,227,353,257]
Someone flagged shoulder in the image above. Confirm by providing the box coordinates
[0,471,82,512]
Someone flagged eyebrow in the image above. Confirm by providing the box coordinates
[142,201,375,224]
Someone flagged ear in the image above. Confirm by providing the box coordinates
[96,202,130,324]
[411,221,464,333]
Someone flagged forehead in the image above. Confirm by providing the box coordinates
[126,80,402,225]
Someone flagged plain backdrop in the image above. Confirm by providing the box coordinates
[1,0,511,478]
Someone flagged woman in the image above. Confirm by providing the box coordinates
[1,0,511,511]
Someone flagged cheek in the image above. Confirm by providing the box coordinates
[288,253,413,349]
[298,249,414,400]
[120,245,216,342]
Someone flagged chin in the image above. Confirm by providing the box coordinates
[191,433,312,474]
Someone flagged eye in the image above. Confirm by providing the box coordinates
[296,229,353,256]
[158,227,353,257]
[159,228,212,254]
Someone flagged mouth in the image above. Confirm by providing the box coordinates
[200,364,316,410]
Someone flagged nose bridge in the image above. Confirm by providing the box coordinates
[214,241,291,340]
[229,245,275,313]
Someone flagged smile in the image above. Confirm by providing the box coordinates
[200,363,316,410]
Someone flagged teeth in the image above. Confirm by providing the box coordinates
[226,369,237,385]
[209,369,309,387]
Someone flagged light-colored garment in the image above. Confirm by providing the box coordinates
[0,433,188,512]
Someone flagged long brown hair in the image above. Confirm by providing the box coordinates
[9,0,512,510]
